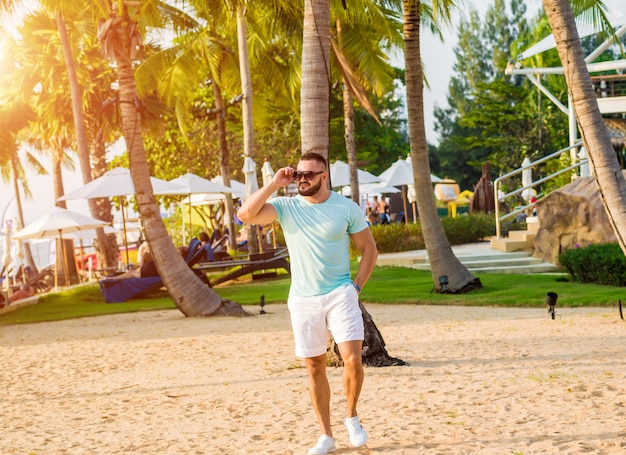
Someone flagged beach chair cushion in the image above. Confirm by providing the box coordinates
[99,276,163,303]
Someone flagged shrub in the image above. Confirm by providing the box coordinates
[559,243,626,286]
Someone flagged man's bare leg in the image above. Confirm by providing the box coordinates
[337,340,364,418]
[306,353,333,437]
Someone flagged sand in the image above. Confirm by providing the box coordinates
[1,304,625,454]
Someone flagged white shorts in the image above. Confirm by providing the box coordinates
[287,284,364,358]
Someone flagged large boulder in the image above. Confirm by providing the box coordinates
[533,173,620,264]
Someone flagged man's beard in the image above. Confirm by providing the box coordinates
[298,179,323,196]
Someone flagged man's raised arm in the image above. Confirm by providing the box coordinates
[237,166,295,225]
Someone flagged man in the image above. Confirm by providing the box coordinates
[378,196,390,224]
[238,152,378,454]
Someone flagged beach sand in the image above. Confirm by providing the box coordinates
[1,304,625,454]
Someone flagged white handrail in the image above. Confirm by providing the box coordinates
[493,141,587,238]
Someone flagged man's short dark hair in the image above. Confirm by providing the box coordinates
[299,152,328,169]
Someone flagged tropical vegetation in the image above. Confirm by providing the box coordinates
[1,0,626,312]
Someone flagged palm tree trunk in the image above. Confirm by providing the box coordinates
[56,11,116,270]
[301,0,331,160]
[237,5,259,254]
[212,80,237,251]
[343,82,360,204]
[10,152,37,272]
[337,18,360,204]
[51,152,78,285]
[92,128,119,268]
[111,12,246,317]
[403,0,480,293]
[543,0,626,254]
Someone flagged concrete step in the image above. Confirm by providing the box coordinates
[375,242,560,274]
[409,251,530,266]
[527,216,540,232]
[490,236,533,252]
[412,255,560,274]
[508,230,536,242]
[467,263,560,274]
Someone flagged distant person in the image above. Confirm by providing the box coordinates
[193,232,214,262]
[368,196,380,225]
[140,246,189,278]
[139,251,159,278]
[137,240,150,267]
[378,197,390,224]
[236,226,248,251]
[8,284,35,303]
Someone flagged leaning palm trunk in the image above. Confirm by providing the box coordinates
[543,0,626,254]
[403,0,480,293]
[108,12,246,317]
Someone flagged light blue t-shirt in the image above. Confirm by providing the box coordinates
[270,191,368,297]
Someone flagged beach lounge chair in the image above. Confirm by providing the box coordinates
[99,239,201,303]
[194,248,290,287]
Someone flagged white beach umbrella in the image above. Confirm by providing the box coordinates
[330,160,381,188]
[242,157,259,201]
[340,182,400,197]
[58,167,184,200]
[212,176,246,200]
[379,159,415,223]
[58,167,184,268]
[169,172,233,242]
[261,159,277,199]
[13,207,110,289]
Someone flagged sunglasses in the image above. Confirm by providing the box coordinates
[294,171,325,181]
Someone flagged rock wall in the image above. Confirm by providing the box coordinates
[533,174,619,264]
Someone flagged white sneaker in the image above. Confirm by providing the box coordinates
[344,416,368,447]
[308,435,336,454]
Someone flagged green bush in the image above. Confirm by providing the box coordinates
[351,213,496,256]
[559,243,626,286]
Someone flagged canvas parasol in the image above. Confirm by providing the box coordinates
[169,172,233,243]
[261,159,277,199]
[13,207,110,289]
[58,167,184,268]
[242,157,259,201]
[261,159,278,247]
[329,160,381,188]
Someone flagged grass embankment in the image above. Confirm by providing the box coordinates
[0,263,622,326]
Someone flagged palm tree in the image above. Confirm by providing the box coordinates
[542,0,626,254]
[97,0,246,316]
[0,1,119,269]
[403,0,481,293]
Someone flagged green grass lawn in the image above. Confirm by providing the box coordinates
[0,264,622,326]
